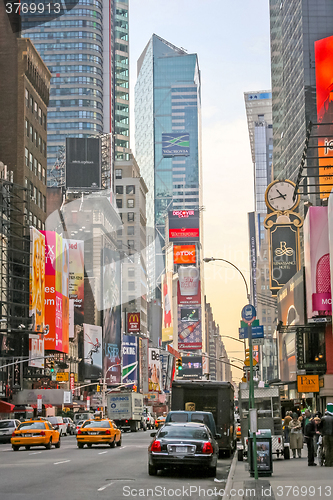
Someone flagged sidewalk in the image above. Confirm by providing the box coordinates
[223,449,333,500]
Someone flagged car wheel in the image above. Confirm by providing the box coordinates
[25,446,30,451]
[148,463,157,476]
[55,437,61,449]
[12,445,19,451]
[78,443,84,449]
[116,437,122,447]
[45,439,52,450]
[110,439,116,448]
[207,466,216,477]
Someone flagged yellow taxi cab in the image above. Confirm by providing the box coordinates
[11,418,61,451]
[236,424,241,439]
[155,415,166,429]
[76,417,121,449]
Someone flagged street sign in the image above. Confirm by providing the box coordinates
[238,325,264,339]
[243,365,259,372]
[252,338,265,346]
[241,319,259,328]
[241,304,256,324]
[56,372,69,382]
[244,358,258,367]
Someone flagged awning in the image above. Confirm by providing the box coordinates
[0,400,15,413]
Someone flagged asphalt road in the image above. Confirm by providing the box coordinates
[0,431,233,500]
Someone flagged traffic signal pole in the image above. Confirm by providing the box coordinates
[248,322,258,480]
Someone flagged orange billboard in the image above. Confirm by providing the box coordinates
[173,245,196,264]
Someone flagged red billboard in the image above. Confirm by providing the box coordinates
[315,36,333,198]
[173,245,196,264]
[127,313,140,333]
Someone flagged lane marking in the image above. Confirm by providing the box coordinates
[54,460,71,465]
[29,452,42,455]
[98,481,113,492]
[98,451,108,455]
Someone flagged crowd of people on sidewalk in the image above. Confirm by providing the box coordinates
[283,403,333,467]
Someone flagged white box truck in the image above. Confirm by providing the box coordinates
[107,391,145,432]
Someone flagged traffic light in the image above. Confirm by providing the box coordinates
[133,385,137,392]
[96,385,100,392]
[50,360,55,373]
[176,358,182,370]
[245,349,250,360]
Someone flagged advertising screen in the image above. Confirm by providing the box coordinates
[315,36,333,198]
[148,348,162,392]
[66,137,101,189]
[178,356,202,379]
[103,248,121,384]
[304,206,331,318]
[122,335,138,388]
[177,269,202,351]
[162,133,190,157]
[168,210,200,243]
[83,324,102,379]
[29,227,45,334]
[173,245,196,264]
[162,272,173,342]
[68,239,84,325]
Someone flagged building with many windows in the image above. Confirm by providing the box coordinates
[135,34,202,297]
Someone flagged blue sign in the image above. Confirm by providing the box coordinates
[241,304,256,323]
[238,325,264,340]
[162,133,190,157]
[122,335,138,386]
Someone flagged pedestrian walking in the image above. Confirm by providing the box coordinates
[284,411,292,444]
[305,417,317,466]
[319,403,333,467]
[313,416,321,457]
[289,413,303,458]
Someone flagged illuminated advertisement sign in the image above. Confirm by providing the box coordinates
[127,313,140,333]
[29,227,45,334]
[162,133,190,157]
[173,245,196,264]
[68,239,84,325]
[83,324,102,379]
[162,272,173,342]
[148,348,162,392]
[277,269,306,327]
[304,206,331,318]
[178,355,202,379]
[315,36,333,198]
[269,224,300,295]
[177,267,202,350]
[168,210,199,243]
[122,335,138,387]
[66,137,101,189]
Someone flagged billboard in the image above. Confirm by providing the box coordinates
[122,335,138,387]
[304,206,331,318]
[83,324,102,379]
[148,348,162,392]
[127,313,140,333]
[168,210,200,243]
[29,227,45,334]
[173,245,196,265]
[162,272,173,342]
[177,267,202,350]
[162,133,190,157]
[269,224,300,295]
[315,36,333,198]
[29,334,44,368]
[178,355,203,379]
[277,269,306,326]
[140,337,149,394]
[66,137,101,189]
[68,239,84,325]
[103,249,121,384]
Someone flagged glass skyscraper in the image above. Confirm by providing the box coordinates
[135,35,202,296]
[22,0,130,186]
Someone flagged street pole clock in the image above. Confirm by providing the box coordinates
[265,179,300,212]
[264,179,303,296]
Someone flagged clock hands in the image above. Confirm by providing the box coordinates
[276,189,286,199]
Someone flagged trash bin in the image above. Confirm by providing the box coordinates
[248,429,273,477]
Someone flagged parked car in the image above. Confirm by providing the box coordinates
[11,418,60,451]
[148,422,219,476]
[0,419,21,443]
[75,420,85,435]
[165,411,217,437]
[63,417,75,435]
[47,417,67,436]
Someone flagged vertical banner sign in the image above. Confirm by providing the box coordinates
[68,299,75,339]
[315,36,333,198]
[248,212,258,310]
[29,227,45,333]
[55,233,63,352]
[269,224,300,295]
[328,193,333,337]
[62,238,69,354]
[68,239,84,325]
[127,313,140,333]
[177,266,202,350]
[140,338,149,394]
[304,206,331,318]
[41,231,56,351]
[70,373,75,394]
[162,272,173,342]
[83,324,102,379]
[102,249,121,384]
[122,335,138,387]
[37,394,42,412]
[148,348,162,392]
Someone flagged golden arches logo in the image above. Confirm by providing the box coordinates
[128,314,139,323]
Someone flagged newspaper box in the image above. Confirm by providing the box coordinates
[248,429,273,477]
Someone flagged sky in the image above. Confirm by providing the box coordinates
[129,0,272,381]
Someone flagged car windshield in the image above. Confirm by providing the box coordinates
[158,427,209,440]
[18,422,46,430]
[0,421,14,428]
[169,414,189,422]
[82,421,110,428]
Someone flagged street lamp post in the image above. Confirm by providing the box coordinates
[203,257,250,302]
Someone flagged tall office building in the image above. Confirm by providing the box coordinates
[135,34,202,297]
[269,0,333,185]
[22,0,130,185]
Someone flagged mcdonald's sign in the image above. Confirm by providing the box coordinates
[127,313,140,333]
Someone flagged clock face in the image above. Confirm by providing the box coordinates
[266,181,299,211]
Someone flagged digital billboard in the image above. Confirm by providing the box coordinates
[29,227,45,334]
[83,324,102,379]
[162,133,190,157]
[68,239,84,325]
[178,355,202,379]
[168,210,200,243]
[66,137,101,189]
[122,335,138,388]
[177,267,202,350]
[162,272,173,342]
[315,36,333,198]
[173,245,196,264]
